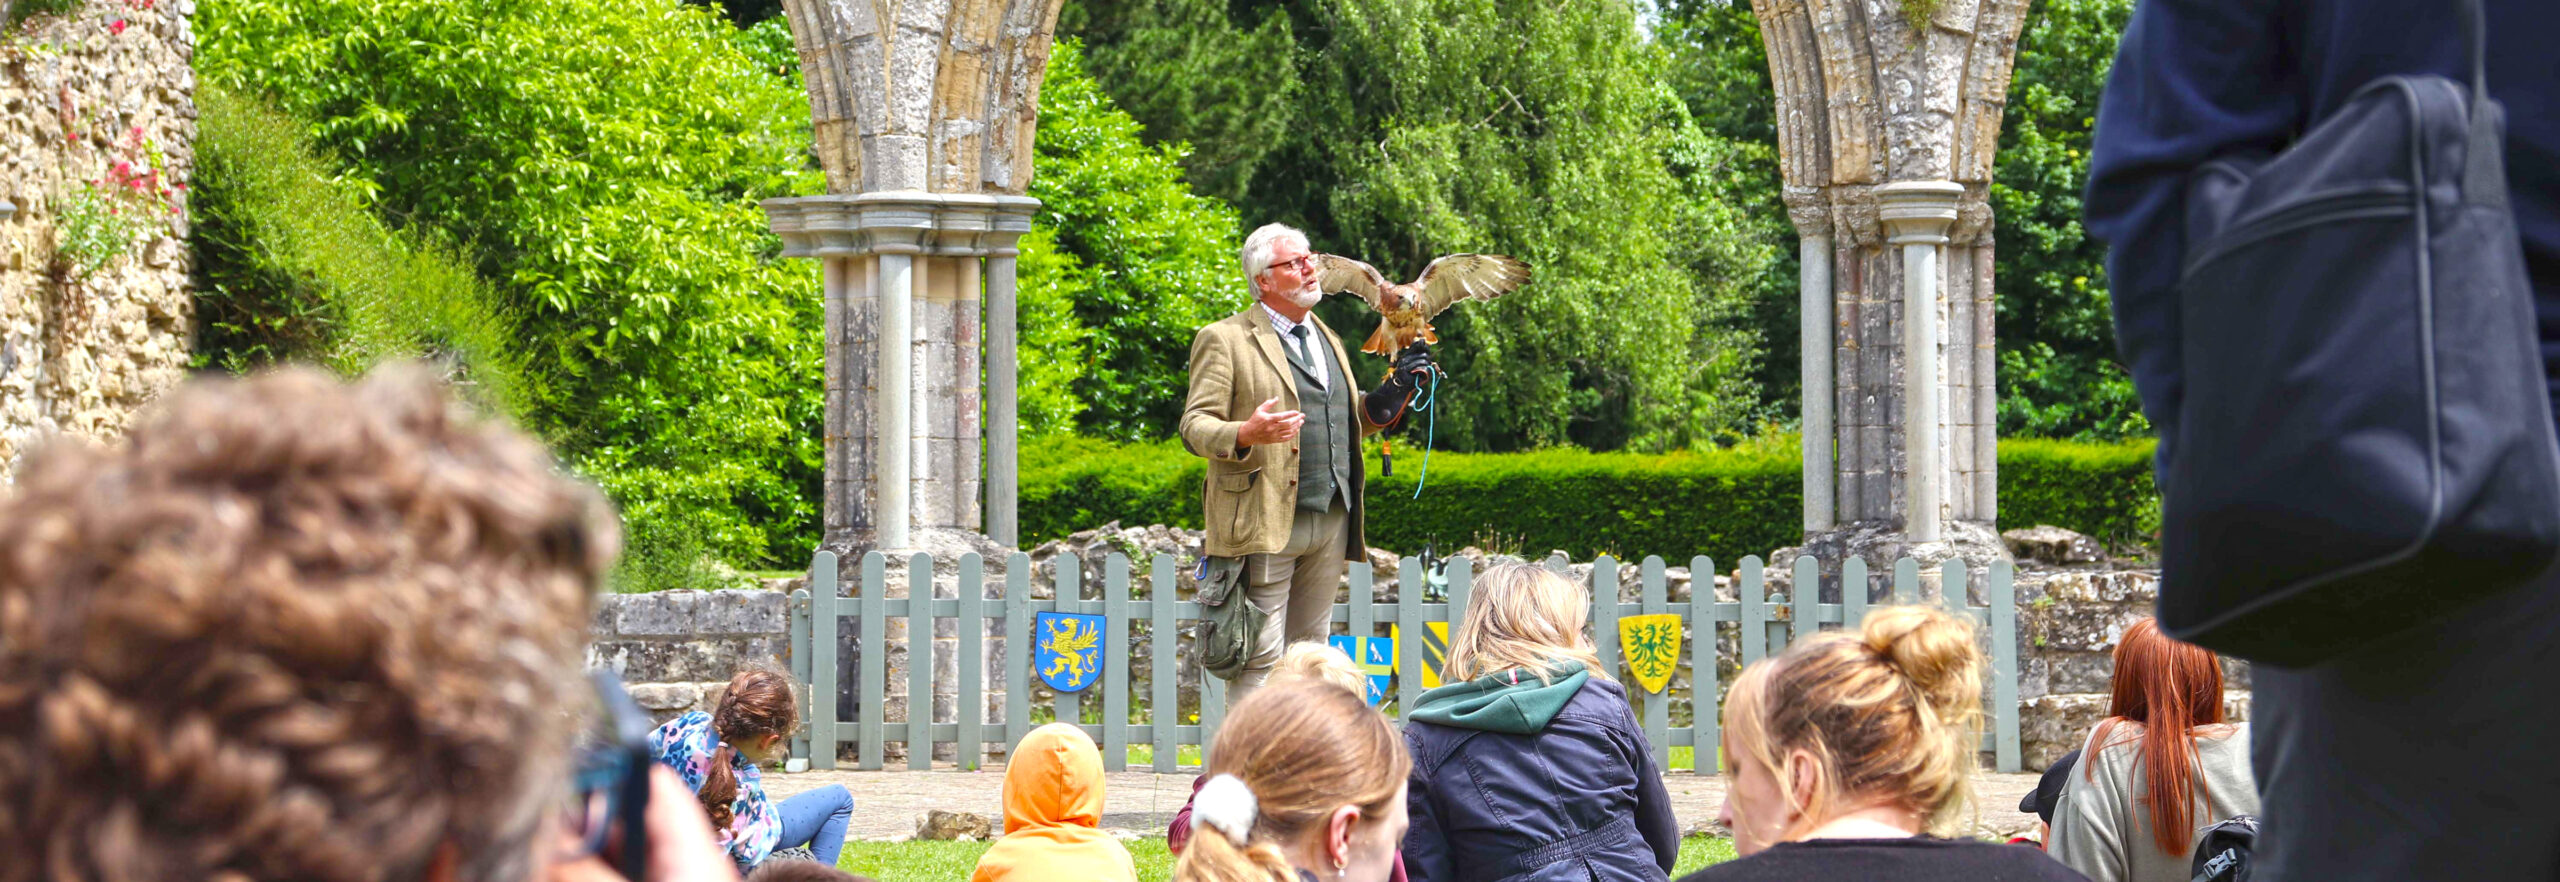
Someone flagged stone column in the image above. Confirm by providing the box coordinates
[877,248,915,551]
[1758,0,2027,578]
[985,243,1022,547]
[765,194,1040,553]
[1799,227,1835,534]
[1878,181,1963,543]
[771,0,1064,766]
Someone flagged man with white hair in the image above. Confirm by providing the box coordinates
[1180,223,1436,700]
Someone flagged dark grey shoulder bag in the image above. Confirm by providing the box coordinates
[2166,0,2560,665]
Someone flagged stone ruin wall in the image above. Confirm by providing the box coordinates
[2017,565,2251,771]
[0,0,198,483]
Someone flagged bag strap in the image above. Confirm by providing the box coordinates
[2458,0,2511,205]
[2461,0,2487,111]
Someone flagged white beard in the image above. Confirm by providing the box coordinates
[1287,286,1322,309]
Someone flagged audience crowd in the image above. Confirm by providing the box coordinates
[0,366,2300,882]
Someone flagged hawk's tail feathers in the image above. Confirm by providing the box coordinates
[1364,322,1397,357]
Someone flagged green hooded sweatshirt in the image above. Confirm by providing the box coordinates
[1407,661,1590,734]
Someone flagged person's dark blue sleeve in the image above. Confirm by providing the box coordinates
[2084,0,2303,468]
[1628,726,1681,872]
[1399,732,1454,881]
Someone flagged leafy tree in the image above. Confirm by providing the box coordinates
[1055,0,1303,208]
[1654,0,1799,423]
[197,0,828,566]
[1070,0,1771,451]
[1019,41,1247,441]
[1992,0,2145,440]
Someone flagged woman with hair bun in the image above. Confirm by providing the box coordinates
[2048,618,2254,882]
[1174,680,1411,882]
[1681,605,2087,881]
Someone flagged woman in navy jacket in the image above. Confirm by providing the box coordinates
[1400,562,1680,881]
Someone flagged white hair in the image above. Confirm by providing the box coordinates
[1239,223,1310,292]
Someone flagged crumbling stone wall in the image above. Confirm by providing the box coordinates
[589,588,793,724]
[2016,565,2251,771]
[0,0,198,482]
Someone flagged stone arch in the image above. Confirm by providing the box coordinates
[781,0,1064,196]
[1760,0,2026,565]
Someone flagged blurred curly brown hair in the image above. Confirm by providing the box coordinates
[0,366,618,882]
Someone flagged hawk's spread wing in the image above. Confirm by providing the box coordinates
[1314,254,1396,312]
[1412,254,1532,319]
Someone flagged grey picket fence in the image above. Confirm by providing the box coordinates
[786,551,2021,774]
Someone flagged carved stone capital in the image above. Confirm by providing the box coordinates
[1829,186,1885,249]
[1876,181,1965,246]
[1950,188,1997,244]
[762,192,1042,259]
[1783,187,1832,239]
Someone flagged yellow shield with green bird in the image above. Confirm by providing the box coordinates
[1618,614,1682,694]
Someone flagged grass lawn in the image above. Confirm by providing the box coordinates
[838,834,1736,880]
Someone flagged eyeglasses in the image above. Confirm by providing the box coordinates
[1269,254,1316,275]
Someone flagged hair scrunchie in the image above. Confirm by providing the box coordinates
[1191,773,1258,846]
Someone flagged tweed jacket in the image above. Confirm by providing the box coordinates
[1178,305,1382,559]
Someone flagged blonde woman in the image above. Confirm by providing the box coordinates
[1400,562,1678,882]
[1170,643,1412,882]
[1174,680,1412,882]
[1681,605,2086,881]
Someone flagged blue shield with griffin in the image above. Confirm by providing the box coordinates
[1032,611,1106,693]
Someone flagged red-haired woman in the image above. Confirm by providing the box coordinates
[2049,618,2257,882]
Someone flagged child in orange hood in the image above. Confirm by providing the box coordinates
[970,722,1138,882]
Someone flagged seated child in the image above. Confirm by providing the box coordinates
[970,722,1138,882]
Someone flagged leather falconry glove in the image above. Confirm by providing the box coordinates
[1362,342,1436,430]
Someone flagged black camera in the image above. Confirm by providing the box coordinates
[568,669,657,879]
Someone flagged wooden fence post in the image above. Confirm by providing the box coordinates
[810,552,840,771]
[857,552,885,771]
[957,554,985,770]
[1151,553,1179,773]
[1104,553,1131,771]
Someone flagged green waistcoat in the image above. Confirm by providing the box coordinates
[1287,327,1354,512]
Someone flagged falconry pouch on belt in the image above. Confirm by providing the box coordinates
[1314,253,1533,357]
[1192,556,1263,682]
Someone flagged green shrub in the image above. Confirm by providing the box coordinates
[1994,436,2159,547]
[191,84,529,416]
[198,0,829,565]
[1021,435,2161,560]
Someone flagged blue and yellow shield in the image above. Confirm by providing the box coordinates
[1033,612,1106,693]
[1618,614,1682,694]
[1328,635,1395,706]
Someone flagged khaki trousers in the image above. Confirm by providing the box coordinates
[1226,501,1349,704]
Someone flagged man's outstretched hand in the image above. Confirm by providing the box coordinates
[1236,396,1306,447]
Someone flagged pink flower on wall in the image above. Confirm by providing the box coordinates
[108,19,127,35]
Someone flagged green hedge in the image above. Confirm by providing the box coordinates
[1021,435,2160,561]
[1995,437,2160,547]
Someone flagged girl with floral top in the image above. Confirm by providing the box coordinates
[651,668,856,871]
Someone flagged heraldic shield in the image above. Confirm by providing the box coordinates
[1327,635,1395,706]
[1033,612,1105,693]
[1618,614,1681,694]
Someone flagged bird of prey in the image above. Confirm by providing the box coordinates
[1313,253,1533,357]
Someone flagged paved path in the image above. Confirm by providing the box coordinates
[765,767,2045,842]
